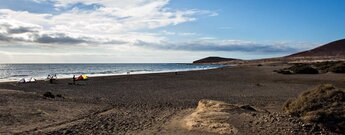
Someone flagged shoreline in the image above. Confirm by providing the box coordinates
[0,65,226,83]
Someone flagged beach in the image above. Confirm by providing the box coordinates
[1,64,344,134]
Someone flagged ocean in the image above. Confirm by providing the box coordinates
[0,63,224,82]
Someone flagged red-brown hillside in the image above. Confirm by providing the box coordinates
[288,39,345,57]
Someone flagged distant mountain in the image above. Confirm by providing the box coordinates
[193,57,240,64]
[288,39,345,57]
[194,39,345,65]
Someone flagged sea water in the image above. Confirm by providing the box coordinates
[0,63,224,82]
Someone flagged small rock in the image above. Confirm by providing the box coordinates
[43,92,55,98]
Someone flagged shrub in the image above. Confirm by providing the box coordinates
[56,94,63,98]
[275,64,319,74]
[283,84,345,133]
[313,61,338,72]
[330,63,345,73]
[289,64,319,74]
[274,69,293,74]
[276,61,345,75]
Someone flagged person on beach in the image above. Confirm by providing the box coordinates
[46,75,52,84]
[72,75,76,85]
[49,77,53,84]
[47,74,56,84]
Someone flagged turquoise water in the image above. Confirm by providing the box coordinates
[0,63,224,82]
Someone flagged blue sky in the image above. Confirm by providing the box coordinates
[165,0,345,42]
[0,0,344,63]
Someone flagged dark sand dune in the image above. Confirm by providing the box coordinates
[1,65,345,134]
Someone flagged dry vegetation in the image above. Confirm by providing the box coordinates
[275,61,345,74]
[275,64,319,74]
[283,84,345,133]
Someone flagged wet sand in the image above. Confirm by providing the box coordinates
[1,65,344,134]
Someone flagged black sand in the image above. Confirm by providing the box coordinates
[1,65,344,134]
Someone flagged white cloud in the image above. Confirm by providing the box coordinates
[179,32,197,36]
[134,39,307,54]
[0,47,216,63]
[0,0,216,46]
[160,30,196,36]
[0,0,309,63]
[0,19,128,45]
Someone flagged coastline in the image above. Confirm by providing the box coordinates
[0,65,226,83]
[1,64,344,134]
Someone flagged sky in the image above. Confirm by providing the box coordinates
[0,0,345,63]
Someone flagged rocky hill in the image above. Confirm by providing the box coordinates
[288,39,345,57]
[193,57,241,64]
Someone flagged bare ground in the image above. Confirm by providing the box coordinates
[0,65,344,134]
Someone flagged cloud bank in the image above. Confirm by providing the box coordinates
[134,39,301,53]
[0,0,207,45]
[0,0,307,63]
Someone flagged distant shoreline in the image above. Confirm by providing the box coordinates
[0,65,226,83]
